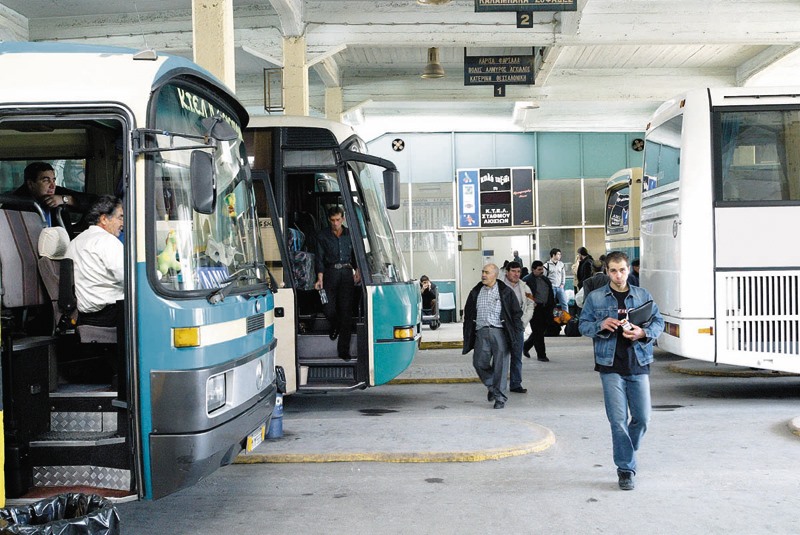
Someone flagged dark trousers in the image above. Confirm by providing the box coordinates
[524,305,548,358]
[323,267,355,358]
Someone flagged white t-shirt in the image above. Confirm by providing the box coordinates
[66,225,124,313]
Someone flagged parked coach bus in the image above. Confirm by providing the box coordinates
[244,116,421,394]
[0,42,277,502]
[641,87,800,373]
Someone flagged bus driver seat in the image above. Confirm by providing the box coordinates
[38,226,117,344]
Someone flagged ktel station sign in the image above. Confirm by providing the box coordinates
[464,54,534,86]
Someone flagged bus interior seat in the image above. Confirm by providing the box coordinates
[0,205,51,331]
[37,226,75,334]
[293,210,317,252]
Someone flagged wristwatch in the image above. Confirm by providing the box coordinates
[62,195,69,205]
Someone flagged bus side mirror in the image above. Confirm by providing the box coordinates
[190,150,216,214]
[383,169,400,210]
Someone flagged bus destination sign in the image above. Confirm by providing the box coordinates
[475,0,577,12]
[464,55,534,86]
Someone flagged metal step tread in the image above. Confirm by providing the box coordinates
[300,357,358,365]
[31,430,123,447]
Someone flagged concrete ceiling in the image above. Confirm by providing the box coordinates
[2,0,800,139]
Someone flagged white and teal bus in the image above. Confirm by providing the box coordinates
[641,87,800,373]
[0,42,277,501]
[605,167,642,260]
[245,116,421,394]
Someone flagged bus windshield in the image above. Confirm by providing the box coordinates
[150,83,267,293]
[346,161,410,283]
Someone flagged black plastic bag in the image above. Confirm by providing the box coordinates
[0,493,119,535]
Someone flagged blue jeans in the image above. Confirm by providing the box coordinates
[600,372,651,474]
[553,286,568,310]
[509,329,524,389]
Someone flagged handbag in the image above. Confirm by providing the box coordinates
[627,300,653,327]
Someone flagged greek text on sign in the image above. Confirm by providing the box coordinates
[464,55,534,86]
[475,0,577,12]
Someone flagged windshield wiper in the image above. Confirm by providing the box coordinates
[206,262,266,304]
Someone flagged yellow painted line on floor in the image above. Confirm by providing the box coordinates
[388,377,480,385]
[235,418,555,464]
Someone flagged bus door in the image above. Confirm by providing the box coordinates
[253,170,298,393]
[712,106,800,372]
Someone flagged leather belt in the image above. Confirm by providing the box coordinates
[329,263,352,269]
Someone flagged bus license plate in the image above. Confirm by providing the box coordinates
[247,424,266,452]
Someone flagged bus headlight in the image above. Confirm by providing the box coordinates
[207,372,227,413]
[394,326,415,340]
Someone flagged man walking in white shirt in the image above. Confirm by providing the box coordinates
[545,248,568,311]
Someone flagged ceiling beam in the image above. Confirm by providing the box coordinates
[268,0,303,37]
[736,45,800,86]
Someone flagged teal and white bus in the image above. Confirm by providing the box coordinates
[245,116,421,394]
[0,42,277,501]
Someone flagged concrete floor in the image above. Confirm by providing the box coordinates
[118,337,800,534]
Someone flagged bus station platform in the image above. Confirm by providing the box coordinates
[236,324,800,467]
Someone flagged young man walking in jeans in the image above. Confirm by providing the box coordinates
[578,251,664,490]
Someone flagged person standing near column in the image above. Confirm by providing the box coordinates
[544,248,568,311]
[314,206,361,360]
[462,264,522,409]
[578,251,664,491]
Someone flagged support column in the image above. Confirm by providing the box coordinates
[283,37,309,116]
[325,87,344,122]
[192,0,236,91]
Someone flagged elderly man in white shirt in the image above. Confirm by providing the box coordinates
[504,261,536,393]
[65,195,124,327]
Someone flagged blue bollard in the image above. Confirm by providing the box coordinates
[266,393,283,439]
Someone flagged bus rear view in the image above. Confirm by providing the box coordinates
[641,87,800,373]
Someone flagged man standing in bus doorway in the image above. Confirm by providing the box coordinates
[314,206,361,361]
[578,251,664,491]
[503,262,535,394]
[463,264,522,409]
[544,248,568,311]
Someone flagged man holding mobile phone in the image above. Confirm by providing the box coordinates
[578,251,664,491]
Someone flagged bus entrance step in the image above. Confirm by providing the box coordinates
[305,365,355,382]
[28,434,131,491]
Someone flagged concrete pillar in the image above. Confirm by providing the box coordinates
[283,37,309,116]
[192,0,236,92]
[325,87,344,122]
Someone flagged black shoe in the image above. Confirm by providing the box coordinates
[618,471,635,490]
[339,354,352,361]
[487,390,495,402]
[537,355,550,362]
[493,400,505,409]
[523,349,531,358]
[329,328,338,340]
[510,387,527,394]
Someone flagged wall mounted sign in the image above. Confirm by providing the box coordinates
[457,167,535,229]
[475,0,577,12]
[464,54,534,86]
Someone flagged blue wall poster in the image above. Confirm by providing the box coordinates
[457,166,534,228]
[458,169,479,227]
